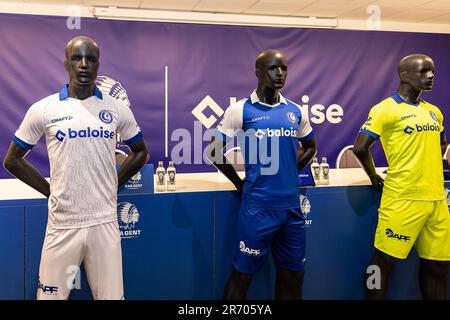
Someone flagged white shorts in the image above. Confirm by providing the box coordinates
[37,221,124,300]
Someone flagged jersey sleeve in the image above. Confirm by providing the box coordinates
[359,104,389,139]
[116,104,143,145]
[215,100,244,141]
[296,106,314,142]
[13,102,46,149]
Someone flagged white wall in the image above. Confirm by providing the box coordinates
[1,1,450,34]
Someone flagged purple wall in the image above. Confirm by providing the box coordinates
[1,13,450,178]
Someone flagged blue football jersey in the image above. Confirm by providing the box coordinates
[217,90,314,210]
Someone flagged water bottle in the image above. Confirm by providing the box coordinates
[320,157,330,185]
[166,161,176,191]
[311,157,321,184]
[156,161,166,192]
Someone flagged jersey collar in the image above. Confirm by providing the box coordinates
[390,91,420,107]
[59,84,103,101]
[250,90,287,108]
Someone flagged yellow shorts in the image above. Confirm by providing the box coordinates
[374,192,450,260]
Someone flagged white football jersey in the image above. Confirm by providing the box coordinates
[14,85,142,229]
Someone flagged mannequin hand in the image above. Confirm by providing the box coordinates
[369,174,384,192]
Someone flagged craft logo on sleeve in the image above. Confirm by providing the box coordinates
[385,228,411,242]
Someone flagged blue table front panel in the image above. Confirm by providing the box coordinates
[1,183,449,299]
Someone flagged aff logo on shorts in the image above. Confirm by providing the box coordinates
[117,202,142,239]
[385,228,411,242]
[299,194,312,226]
[99,110,113,124]
[38,280,58,295]
[239,241,260,256]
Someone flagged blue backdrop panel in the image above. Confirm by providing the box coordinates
[118,193,214,299]
[302,186,374,299]
[0,206,24,299]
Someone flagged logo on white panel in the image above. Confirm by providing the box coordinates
[124,171,143,190]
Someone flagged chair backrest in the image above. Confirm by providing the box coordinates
[442,144,450,161]
[444,144,450,165]
[224,147,245,172]
[336,145,361,169]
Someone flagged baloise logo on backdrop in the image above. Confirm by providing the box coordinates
[192,95,344,129]
[124,171,143,190]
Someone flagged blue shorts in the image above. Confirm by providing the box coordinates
[232,205,306,274]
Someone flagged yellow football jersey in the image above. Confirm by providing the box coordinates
[360,92,446,201]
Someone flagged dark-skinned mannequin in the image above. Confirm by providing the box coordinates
[3,36,149,196]
[353,54,449,300]
[3,36,149,300]
[207,50,317,300]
